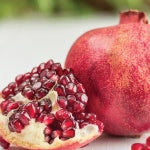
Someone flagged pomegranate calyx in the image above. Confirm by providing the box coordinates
[119,10,148,24]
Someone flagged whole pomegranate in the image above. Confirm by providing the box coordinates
[0,59,103,149]
[65,10,150,136]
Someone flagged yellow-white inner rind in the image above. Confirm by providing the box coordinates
[0,91,100,149]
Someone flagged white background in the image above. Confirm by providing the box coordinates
[0,15,149,150]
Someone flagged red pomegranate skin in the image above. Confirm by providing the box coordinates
[65,10,150,136]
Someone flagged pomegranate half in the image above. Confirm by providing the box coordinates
[0,59,103,149]
[65,10,150,136]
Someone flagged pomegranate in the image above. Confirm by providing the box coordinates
[131,136,150,150]
[65,10,150,136]
[0,59,103,150]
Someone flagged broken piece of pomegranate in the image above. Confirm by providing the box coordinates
[0,59,103,150]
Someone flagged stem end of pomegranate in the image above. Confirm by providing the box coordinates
[119,10,148,24]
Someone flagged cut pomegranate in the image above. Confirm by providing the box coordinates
[0,59,103,150]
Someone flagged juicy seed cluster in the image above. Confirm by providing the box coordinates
[2,59,56,100]
[8,99,52,132]
[131,136,150,150]
[0,59,100,144]
[8,99,97,143]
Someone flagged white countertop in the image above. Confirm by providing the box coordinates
[0,15,149,150]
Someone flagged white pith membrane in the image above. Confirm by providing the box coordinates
[0,89,100,149]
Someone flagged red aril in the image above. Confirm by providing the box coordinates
[131,143,145,150]
[0,136,10,149]
[146,137,150,147]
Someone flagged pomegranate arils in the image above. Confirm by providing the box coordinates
[67,95,76,105]
[63,68,73,75]
[0,100,9,112]
[43,113,54,125]
[59,75,70,85]
[19,111,30,125]
[85,113,97,123]
[131,143,145,150]
[51,63,62,76]
[55,109,71,122]
[45,59,54,69]
[131,136,150,150]
[50,74,59,82]
[40,77,48,83]
[55,84,66,96]
[30,74,39,84]
[14,87,20,94]
[146,137,150,146]
[57,96,67,109]
[66,83,77,94]
[23,72,31,80]
[36,113,45,122]
[32,82,42,91]
[35,88,48,99]
[23,89,35,100]
[31,67,38,74]
[40,69,49,78]
[45,70,55,78]
[51,130,62,139]
[32,73,39,77]
[43,80,55,90]
[8,82,17,89]
[15,74,24,85]
[9,119,24,133]
[0,137,10,149]
[44,127,52,135]
[75,112,86,120]
[62,129,75,139]
[2,87,13,98]
[44,135,51,143]
[73,101,85,113]
[24,103,37,118]
[51,120,61,130]
[40,98,52,112]
[51,63,61,70]
[6,102,20,113]
[76,93,88,104]
[1,59,101,146]
[68,73,77,83]
[79,122,89,129]
[61,119,75,131]
[77,83,86,93]
[38,63,46,73]
[19,80,30,90]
